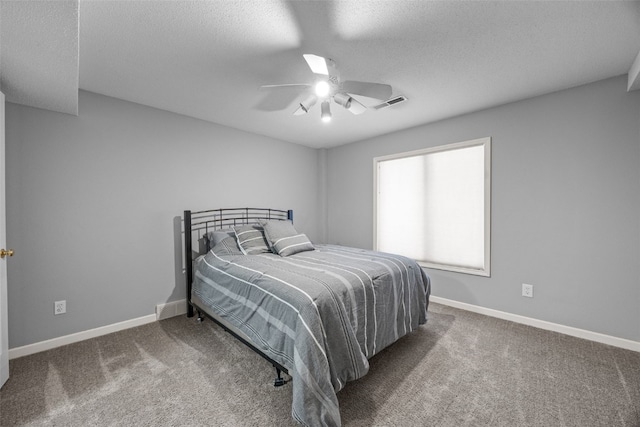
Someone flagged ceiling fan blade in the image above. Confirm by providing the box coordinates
[293,106,307,116]
[260,84,311,90]
[303,54,330,75]
[255,86,307,112]
[346,97,367,115]
[342,80,392,101]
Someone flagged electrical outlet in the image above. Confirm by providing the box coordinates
[54,300,66,315]
[522,283,533,298]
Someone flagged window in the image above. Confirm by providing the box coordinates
[374,137,491,276]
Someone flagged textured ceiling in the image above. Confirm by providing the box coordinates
[1,0,78,115]
[1,1,640,148]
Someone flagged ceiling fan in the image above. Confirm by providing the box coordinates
[261,54,395,122]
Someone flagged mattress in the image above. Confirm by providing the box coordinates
[192,244,431,427]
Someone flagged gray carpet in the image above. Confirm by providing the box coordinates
[1,303,639,426]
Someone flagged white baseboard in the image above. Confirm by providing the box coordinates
[429,296,640,353]
[156,299,188,320]
[12,296,637,359]
[9,299,188,360]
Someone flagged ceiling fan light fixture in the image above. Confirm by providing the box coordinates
[264,54,393,120]
[315,80,331,98]
[299,94,317,113]
[321,101,331,122]
[333,93,352,109]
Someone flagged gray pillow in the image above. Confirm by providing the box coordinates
[211,236,243,256]
[206,229,235,247]
[233,224,270,255]
[260,220,314,257]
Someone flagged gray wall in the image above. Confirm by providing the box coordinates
[6,77,639,348]
[326,75,640,342]
[5,90,321,348]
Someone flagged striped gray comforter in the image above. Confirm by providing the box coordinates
[193,244,431,427]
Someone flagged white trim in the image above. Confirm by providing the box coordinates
[430,296,640,353]
[373,137,491,277]
[156,299,188,320]
[627,48,640,91]
[9,314,155,359]
[8,299,189,360]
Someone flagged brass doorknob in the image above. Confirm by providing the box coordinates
[0,249,14,259]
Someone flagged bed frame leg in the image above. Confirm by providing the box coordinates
[196,310,204,323]
[274,367,288,387]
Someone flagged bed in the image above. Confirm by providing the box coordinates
[184,208,431,427]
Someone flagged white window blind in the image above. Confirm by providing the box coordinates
[374,137,491,276]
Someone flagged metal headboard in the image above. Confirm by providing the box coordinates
[183,207,293,317]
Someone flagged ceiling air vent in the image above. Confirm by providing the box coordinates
[373,95,408,110]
